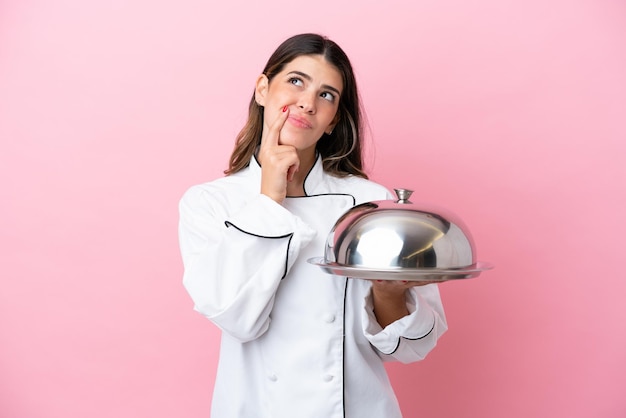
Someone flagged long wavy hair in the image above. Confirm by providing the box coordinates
[225,33,368,179]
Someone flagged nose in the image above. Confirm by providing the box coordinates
[298,91,316,114]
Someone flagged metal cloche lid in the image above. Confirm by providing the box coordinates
[308,189,494,281]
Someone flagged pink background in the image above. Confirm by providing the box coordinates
[1,1,625,417]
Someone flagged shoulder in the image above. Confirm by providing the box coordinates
[179,168,257,214]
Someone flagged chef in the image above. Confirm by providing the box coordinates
[179,33,447,418]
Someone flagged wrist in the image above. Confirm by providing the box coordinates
[371,286,409,327]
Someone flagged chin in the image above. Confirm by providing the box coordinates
[279,133,320,150]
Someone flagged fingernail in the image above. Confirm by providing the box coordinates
[282,105,288,112]
[402,280,409,284]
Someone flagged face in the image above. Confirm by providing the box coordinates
[255,54,343,155]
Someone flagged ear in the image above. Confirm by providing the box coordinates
[254,74,269,106]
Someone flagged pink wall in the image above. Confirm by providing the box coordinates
[1,1,625,417]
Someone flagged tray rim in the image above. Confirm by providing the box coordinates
[307,257,494,281]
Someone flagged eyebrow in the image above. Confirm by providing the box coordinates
[287,71,342,96]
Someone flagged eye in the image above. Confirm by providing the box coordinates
[320,91,336,103]
[288,77,304,87]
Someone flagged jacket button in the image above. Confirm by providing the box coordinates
[322,374,334,382]
[268,374,278,382]
[323,313,336,323]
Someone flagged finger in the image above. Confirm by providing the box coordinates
[286,159,300,182]
[406,280,441,287]
[261,105,290,148]
[371,279,437,288]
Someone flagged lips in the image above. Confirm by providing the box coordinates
[287,115,312,129]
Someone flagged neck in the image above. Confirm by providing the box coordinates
[287,150,316,196]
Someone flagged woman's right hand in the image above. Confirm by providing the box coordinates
[258,106,300,203]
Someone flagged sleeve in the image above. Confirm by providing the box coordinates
[361,283,448,363]
[178,186,317,342]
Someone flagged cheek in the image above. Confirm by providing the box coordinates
[263,109,276,127]
[322,108,339,126]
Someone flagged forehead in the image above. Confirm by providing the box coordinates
[281,55,344,92]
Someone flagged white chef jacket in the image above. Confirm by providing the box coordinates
[179,155,447,418]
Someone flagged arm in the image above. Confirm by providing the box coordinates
[362,281,448,363]
[179,187,315,342]
[179,101,312,340]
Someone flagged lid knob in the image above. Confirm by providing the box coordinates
[394,188,414,204]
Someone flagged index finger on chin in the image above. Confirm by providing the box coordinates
[262,106,290,148]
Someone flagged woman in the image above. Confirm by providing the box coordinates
[179,33,447,418]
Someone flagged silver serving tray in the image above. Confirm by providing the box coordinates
[308,257,494,282]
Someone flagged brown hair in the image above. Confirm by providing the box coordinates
[225,33,368,179]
